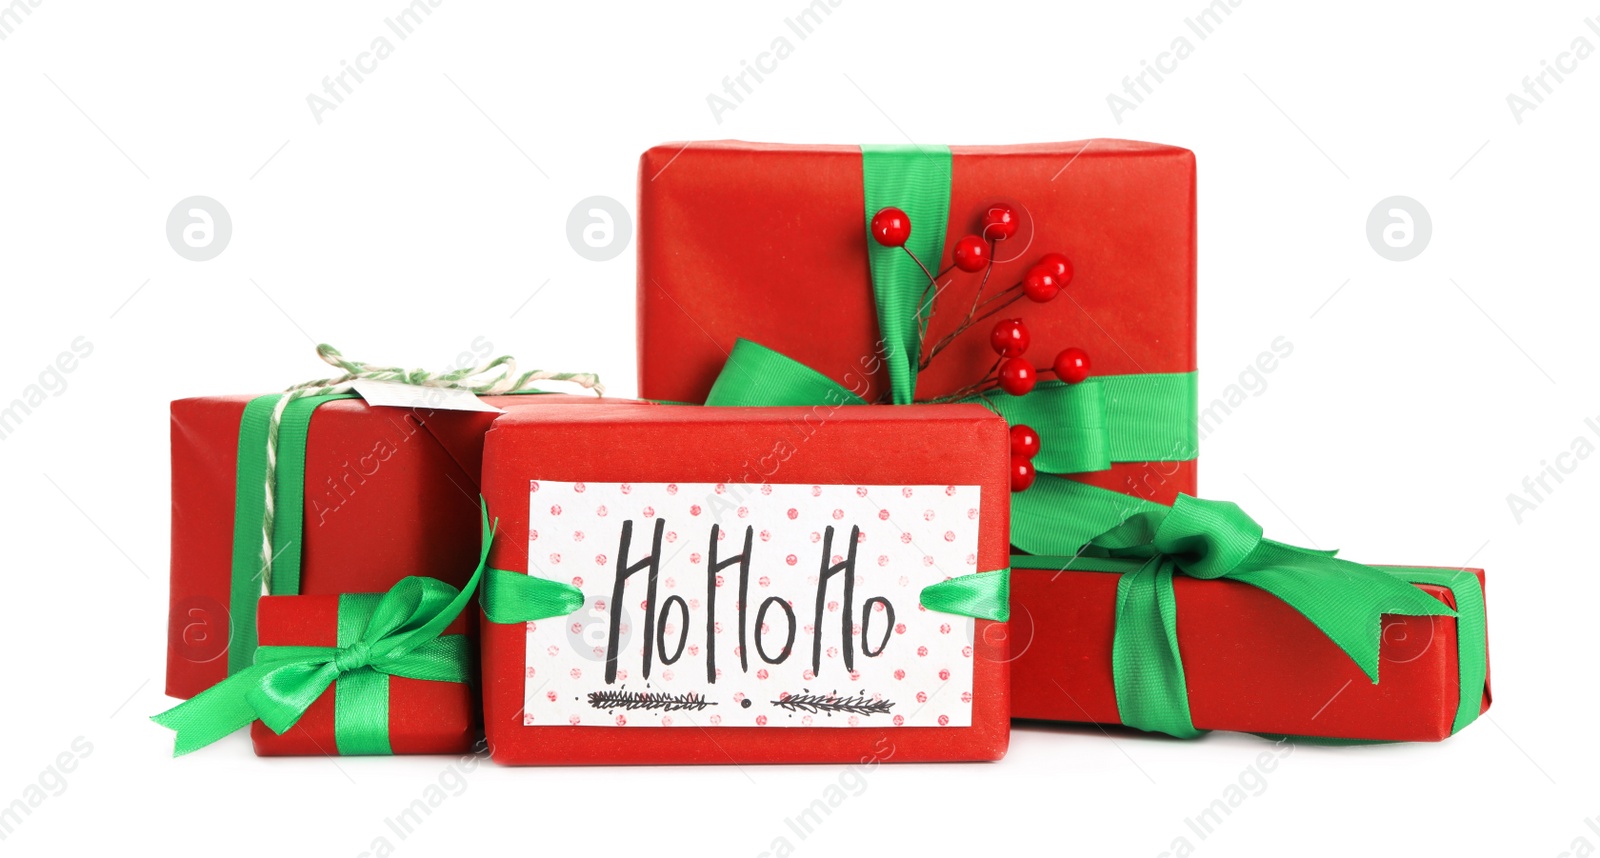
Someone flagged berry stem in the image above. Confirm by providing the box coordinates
[920,357,1002,403]
[968,289,1026,325]
[904,246,945,354]
[921,261,1023,368]
[974,281,1025,312]
[901,246,939,291]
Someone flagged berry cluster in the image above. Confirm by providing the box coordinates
[869,203,1093,492]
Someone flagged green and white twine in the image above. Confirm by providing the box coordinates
[256,343,603,592]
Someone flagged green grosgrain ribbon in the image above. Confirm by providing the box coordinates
[921,569,1010,622]
[1011,478,1464,738]
[228,392,358,676]
[706,339,1197,476]
[156,509,495,756]
[861,144,951,406]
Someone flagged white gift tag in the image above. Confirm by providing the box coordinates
[522,481,982,729]
[350,379,504,413]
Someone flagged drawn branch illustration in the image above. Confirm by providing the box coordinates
[587,689,717,712]
[771,692,895,716]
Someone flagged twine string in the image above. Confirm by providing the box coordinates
[256,344,603,592]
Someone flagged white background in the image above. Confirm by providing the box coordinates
[0,1,1593,855]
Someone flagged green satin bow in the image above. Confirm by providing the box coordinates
[1013,478,1459,738]
[155,511,499,756]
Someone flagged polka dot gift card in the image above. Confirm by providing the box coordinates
[522,481,980,729]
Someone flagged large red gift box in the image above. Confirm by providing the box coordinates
[635,139,1197,504]
[478,403,1012,765]
[250,593,477,756]
[634,139,1200,729]
[1009,561,1491,740]
[167,392,631,699]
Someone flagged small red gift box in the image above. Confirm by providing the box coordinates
[1009,561,1491,740]
[168,391,636,699]
[478,403,1012,765]
[250,593,478,756]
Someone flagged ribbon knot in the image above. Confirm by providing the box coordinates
[1148,496,1264,579]
[333,641,373,673]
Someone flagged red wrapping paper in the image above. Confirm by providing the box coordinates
[635,139,1198,503]
[479,403,1011,765]
[1009,564,1492,740]
[167,393,636,699]
[250,594,476,756]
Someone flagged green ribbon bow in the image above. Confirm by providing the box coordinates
[1012,478,1461,738]
[155,510,498,756]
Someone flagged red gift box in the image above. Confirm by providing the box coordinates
[250,593,477,756]
[634,140,1200,734]
[635,139,1198,504]
[1009,561,1491,740]
[478,403,1012,765]
[168,392,635,699]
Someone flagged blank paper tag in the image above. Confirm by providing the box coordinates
[350,379,504,413]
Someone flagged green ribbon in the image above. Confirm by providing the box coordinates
[706,339,868,409]
[481,567,586,625]
[920,570,1010,622]
[1012,478,1463,738]
[331,592,393,755]
[1378,566,1487,737]
[154,509,495,756]
[862,144,951,405]
[228,392,358,676]
[706,339,1196,478]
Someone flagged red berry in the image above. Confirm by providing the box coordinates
[1010,424,1040,459]
[1022,265,1060,302]
[1037,252,1074,285]
[870,207,911,247]
[1010,457,1036,492]
[989,318,1030,357]
[997,357,1036,396]
[951,235,990,272]
[981,205,1018,241]
[1054,348,1091,384]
